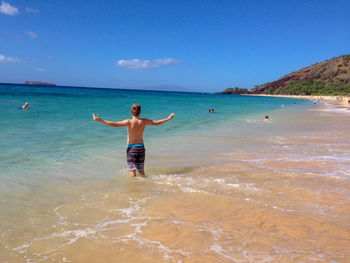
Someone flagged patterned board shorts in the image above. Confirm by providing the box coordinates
[126,145,145,172]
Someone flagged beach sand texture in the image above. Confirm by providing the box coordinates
[0,88,350,262]
[249,94,350,108]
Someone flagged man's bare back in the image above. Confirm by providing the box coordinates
[128,117,146,144]
[92,104,174,177]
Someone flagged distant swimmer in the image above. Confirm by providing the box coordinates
[264,115,269,121]
[208,109,212,113]
[212,109,214,112]
[22,102,30,109]
[93,104,175,178]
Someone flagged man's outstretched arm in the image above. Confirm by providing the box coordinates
[92,113,129,127]
[145,113,175,126]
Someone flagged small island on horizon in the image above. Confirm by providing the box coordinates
[25,81,56,86]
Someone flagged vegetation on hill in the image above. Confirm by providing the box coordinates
[265,80,350,96]
[221,87,249,94]
[249,54,350,96]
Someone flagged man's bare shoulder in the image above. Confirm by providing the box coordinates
[117,119,131,126]
[141,118,152,124]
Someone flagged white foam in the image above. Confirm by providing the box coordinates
[153,174,264,196]
[54,205,68,226]
[12,244,29,251]
[97,218,132,228]
[322,107,350,113]
[213,178,226,183]
[227,183,240,188]
[180,187,203,193]
[209,244,240,261]
[272,205,295,212]
[245,119,274,124]
[111,233,192,259]
[212,178,261,193]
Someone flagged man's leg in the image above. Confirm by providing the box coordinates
[135,147,145,177]
[127,148,137,177]
[129,170,136,177]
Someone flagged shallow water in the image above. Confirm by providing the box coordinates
[1,85,350,262]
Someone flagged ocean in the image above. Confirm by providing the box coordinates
[1,84,349,262]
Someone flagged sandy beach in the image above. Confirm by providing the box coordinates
[247,94,350,108]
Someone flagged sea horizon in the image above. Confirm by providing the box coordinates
[0,82,199,93]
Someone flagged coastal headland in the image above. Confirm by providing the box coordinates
[250,55,350,95]
[221,55,350,100]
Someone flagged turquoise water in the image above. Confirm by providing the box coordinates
[3,84,350,262]
[0,84,307,181]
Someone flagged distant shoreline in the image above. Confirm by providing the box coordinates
[245,94,350,108]
[25,81,56,86]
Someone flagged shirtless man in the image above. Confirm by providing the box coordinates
[92,104,175,177]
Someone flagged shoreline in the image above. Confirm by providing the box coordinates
[245,94,350,108]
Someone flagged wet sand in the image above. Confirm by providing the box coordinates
[1,102,350,262]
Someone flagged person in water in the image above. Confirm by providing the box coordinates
[264,115,269,121]
[22,102,30,109]
[92,104,175,177]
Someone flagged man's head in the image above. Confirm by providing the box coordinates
[130,104,141,117]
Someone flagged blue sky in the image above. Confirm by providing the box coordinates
[0,0,349,92]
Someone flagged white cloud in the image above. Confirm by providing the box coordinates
[0,54,19,63]
[35,68,46,72]
[25,7,39,13]
[26,31,37,39]
[0,1,19,15]
[116,58,179,69]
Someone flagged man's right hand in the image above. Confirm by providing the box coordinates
[168,113,175,120]
[93,113,101,122]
